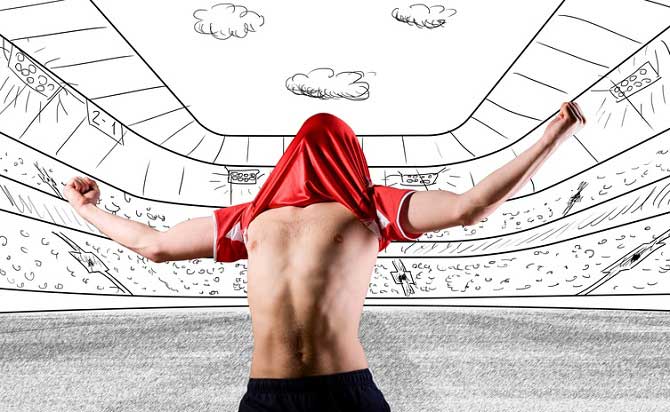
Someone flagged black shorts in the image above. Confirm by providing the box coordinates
[238,368,392,412]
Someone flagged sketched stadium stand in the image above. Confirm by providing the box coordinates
[0,0,670,311]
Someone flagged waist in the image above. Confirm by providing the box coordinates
[250,333,368,378]
[247,368,376,393]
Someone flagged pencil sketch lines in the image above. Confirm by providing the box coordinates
[53,231,132,295]
[34,161,63,199]
[193,3,265,41]
[286,68,370,101]
[389,259,416,296]
[226,168,261,185]
[592,39,669,135]
[10,26,107,43]
[563,181,588,216]
[535,41,610,69]
[395,168,446,187]
[0,0,670,305]
[609,61,661,102]
[557,14,641,44]
[391,4,457,29]
[0,0,65,14]
[578,227,670,295]
[7,48,60,98]
[513,72,568,94]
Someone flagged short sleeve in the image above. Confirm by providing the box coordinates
[212,202,251,263]
[372,185,423,246]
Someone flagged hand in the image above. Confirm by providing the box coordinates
[63,176,100,211]
[543,102,586,145]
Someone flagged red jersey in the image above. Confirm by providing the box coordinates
[212,113,423,263]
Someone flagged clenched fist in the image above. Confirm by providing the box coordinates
[544,102,586,144]
[63,176,100,211]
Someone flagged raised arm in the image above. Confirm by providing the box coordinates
[401,102,586,233]
[64,177,214,263]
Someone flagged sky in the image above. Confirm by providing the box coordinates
[93,0,560,135]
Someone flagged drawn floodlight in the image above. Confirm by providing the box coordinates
[391,4,457,29]
[193,3,265,41]
[389,259,416,296]
[562,181,588,216]
[399,167,446,187]
[285,68,370,101]
[6,44,61,99]
[52,231,132,295]
[594,41,668,130]
[223,167,261,185]
[609,62,661,102]
[578,227,670,296]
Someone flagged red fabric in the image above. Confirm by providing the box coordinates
[213,113,422,263]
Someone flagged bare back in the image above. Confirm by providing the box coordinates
[245,201,380,378]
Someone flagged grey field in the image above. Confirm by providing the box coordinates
[1,308,669,412]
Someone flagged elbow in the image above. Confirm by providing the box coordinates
[462,207,494,227]
[461,208,492,226]
[460,211,478,227]
[141,237,170,263]
[147,252,168,264]
[458,194,489,227]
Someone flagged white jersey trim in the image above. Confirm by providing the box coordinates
[397,190,419,240]
[212,213,218,262]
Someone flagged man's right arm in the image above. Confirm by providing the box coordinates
[65,176,214,263]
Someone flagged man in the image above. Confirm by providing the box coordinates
[64,102,585,411]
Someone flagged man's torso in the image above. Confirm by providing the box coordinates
[245,201,379,378]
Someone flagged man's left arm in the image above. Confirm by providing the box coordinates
[401,102,586,233]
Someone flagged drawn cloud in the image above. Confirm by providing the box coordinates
[193,3,265,40]
[391,4,457,29]
[285,68,370,101]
